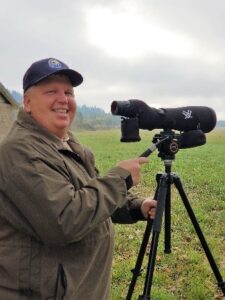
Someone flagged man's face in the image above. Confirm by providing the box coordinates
[23,76,76,138]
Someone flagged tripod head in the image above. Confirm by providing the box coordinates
[152,130,180,161]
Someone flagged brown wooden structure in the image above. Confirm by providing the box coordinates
[0,82,19,139]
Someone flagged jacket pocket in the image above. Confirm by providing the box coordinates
[45,264,67,300]
[54,264,67,300]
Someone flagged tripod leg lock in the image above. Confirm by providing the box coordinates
[131,268,143,277]
[138,296,150,300]
[218,280,225,295]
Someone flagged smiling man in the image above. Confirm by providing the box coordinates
[23,58,81,140]
[24,74,76,139]
[0,58,156,299]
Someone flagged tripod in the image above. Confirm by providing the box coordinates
[126,138,225,299]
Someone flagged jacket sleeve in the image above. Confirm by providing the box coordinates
[111,193,146,224]
[3,156,132,246]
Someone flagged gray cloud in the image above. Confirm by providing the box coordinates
[1,0,225,119]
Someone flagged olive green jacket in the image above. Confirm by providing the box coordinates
[0,109,144,300]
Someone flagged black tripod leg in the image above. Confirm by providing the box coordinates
[138,174,169,300]
[126,219,154,300]
[126,178,161,300]
[173,175,225,295]
[164,181,171,254]
[155,173,172,254]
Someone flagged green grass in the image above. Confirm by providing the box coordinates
[76,128,225,300]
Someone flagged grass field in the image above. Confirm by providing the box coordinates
[76,128,225,300]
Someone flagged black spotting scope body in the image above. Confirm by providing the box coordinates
[111,99,217,133]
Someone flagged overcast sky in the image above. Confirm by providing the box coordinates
[1,0,225,120]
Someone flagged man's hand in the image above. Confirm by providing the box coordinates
[117,157,149,186]
[140,198,157,219]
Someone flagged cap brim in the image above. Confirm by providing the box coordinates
[54,69,83,87]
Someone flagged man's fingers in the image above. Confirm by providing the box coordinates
[149,207,157,219]
[138,157,149,164]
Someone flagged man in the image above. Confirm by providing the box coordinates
[0,58,156,299]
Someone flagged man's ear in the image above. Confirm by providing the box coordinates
[23,93,31,113]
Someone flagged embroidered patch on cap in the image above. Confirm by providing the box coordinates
[48,58,62,69]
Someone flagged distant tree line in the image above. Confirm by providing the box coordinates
[217,120,225,127]
[11,90,23,103]
[71,105,120,130]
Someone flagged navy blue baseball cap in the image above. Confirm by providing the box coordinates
[23,58,83,92]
